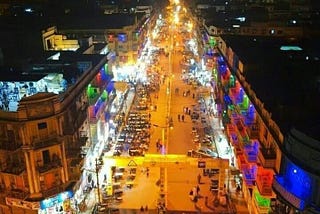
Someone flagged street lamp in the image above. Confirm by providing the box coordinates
[95,158,102,205]
[152,118,173,155]
[81,158,103,206]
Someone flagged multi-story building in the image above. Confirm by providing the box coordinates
[198,0,320,212]
[211,34,320,213]
[0,0,156,212]
[0,53,112,214]
[195,0,320,38]
[0,14,116,214]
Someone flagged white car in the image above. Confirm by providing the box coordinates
[199,147,218,157]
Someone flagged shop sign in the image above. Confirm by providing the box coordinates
[6,197,40,210]
[40,191,73,210]
[198,161,206,168]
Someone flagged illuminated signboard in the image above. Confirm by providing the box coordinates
[40,191,73,210]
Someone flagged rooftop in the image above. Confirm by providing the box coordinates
[0,51,106,112]
[222,35,320,141]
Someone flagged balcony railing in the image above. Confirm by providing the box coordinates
[252,193,270,214]
[258,145,276,168]
[6,189,29,200]
[256,178,273,196]
[30,132,61,150]
[0,140,22,151]
[37,160,62,174]
[41,186,64,198]
[1,165,25,175]
[66,148,81,158]
[272,176,305,210]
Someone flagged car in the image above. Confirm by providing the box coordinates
[113,150,121,156]
[191,112,199,120]
[129,148,143,156]
[199,147,218,157]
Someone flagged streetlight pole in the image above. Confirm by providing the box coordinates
[95,158,101,205]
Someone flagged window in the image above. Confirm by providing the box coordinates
[42,150,50,164]
[38,122,47,130]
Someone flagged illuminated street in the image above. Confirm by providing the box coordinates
[0,0,318,213]
[84,1,249,214]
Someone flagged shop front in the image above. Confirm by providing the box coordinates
[38,191,73,214]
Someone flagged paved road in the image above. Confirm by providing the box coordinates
[93,11,250,214]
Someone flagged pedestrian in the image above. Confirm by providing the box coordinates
[178,114,180,122]
[181,114,185,122]
[188,109,191,115]
[140,206,145,212]
[197,174,201,184]
[196,185,200,195]
[145,205,148,211]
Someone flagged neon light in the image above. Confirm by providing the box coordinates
[101,90,108,101]
[254,188,270,207]
[229,75,235,87]
[244,140,259,162]
[244,96,250,110]
[283,161,312,200]
[237,88,244,104]
[280,46,302,51]
[241,163,258,186]
[256,167,273,196]
[94,98,103,116]
[246,102,255,117]
[87,85,95,98]
[209,36,216,46]
[118,33,127,42]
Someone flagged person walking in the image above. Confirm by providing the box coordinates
[181,114,185,122]
[178,114,181,122]
[197,174,201,184]
[196,185,200,195]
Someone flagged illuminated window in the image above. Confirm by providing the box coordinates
[118,33,127,42]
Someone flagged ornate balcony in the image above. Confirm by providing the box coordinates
[6,189,29,200]
[256,168,273,196]
[252,187,271,214]
[241,163,258,187]
[37,159,62,174]
[258,144,276,168]
[41,186,64,198]
[1,165,25,175]
[243,139,259,163]
[30,132,61,150]
[0,140,22,151]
